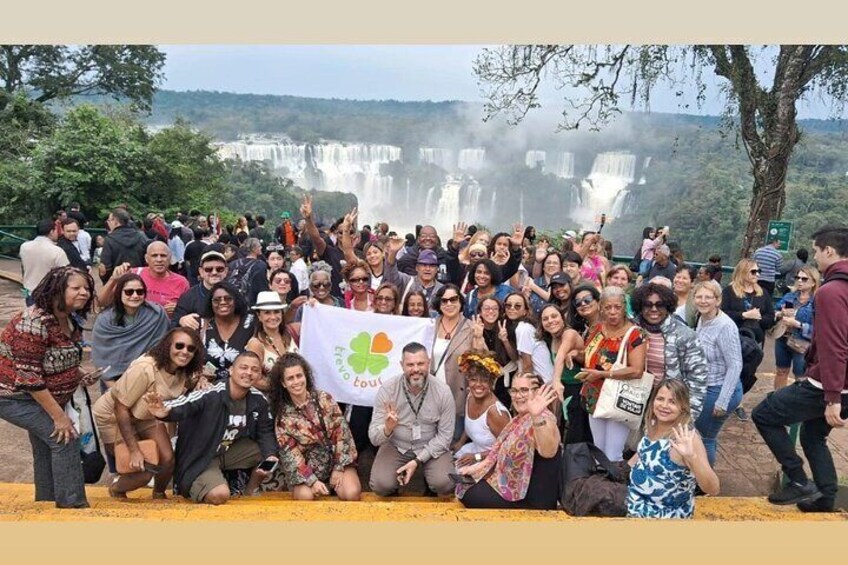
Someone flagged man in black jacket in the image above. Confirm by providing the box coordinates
[145,352,278,505]
[396,225,448,277]
[173,251,229,329]
[56,218,88,270]
[100,208,150,282]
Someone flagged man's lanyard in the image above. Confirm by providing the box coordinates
[402,379,429,423]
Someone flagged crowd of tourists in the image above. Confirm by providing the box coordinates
[1,197,846,518]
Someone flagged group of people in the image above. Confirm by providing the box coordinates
[1,196,846,518]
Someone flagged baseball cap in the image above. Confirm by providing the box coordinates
[200,251,227,264]
[564,230,577,240]
[417,249,439,265]
[171,220,184,229]
[550,273,573,287]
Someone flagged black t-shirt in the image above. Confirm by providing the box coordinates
[318,238,345,298]
[218,397,248,454]
[184,241,208,279]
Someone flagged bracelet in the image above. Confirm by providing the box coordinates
[474,453,482,462]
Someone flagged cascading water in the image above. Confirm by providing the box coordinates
[525,150,546,170]
[553,152,575,179]
[419,147,454,171]
[580,151,637,221]
[458,148,486,171]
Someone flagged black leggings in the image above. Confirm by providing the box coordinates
[460,450,561,510]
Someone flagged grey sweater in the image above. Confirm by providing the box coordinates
[695,312,743,411]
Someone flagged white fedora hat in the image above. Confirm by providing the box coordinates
[251,291,286,311]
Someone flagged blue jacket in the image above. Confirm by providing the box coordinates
[775,291,815,340]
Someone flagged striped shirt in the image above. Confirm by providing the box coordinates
[696,312,743,411]
[752,245,783,283]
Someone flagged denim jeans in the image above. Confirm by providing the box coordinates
[752,380,848,503]
[694,382,743,467]
[0,396,88,507]
[774,337,807,377]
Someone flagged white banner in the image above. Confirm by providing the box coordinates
[300,304,435,406]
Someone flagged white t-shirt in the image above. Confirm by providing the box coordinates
[431,337,450,383]
[515,321,554,383]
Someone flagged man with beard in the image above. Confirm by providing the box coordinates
[368,342,455,496]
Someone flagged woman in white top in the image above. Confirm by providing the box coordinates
[247,291,299,392]
[452,350,511,466]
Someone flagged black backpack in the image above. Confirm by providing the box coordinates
[226,257,261,299]
[739,327,765,394]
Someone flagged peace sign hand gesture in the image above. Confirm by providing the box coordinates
[384,402,399,437]
[527,384,558,418]
[510,222,524,248]
[669,424,698,462]
[497,320,509,342]
[471,315,485,340]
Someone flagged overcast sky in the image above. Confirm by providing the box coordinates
[160,45,843,120]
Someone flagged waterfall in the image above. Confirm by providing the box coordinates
[553,152,575,178]
[519,192,525,227]
[406,179,411,209]
[458,148,486,171]
[462,180,482,221]
[216,140,401,223]
[582,151,637,220]
[525,150,546,170]
[489,190,497,221]
[419,147,454,170]
[639,156,652,185]
[434,180,462,234]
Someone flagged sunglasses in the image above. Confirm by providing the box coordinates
[508,386,539,396]
[203,266,226,274]
[573,296,595,307]
[441,295,460,304]
[750,269,761,275]
[311,282,331,289]
[796,276,810,282]
[212,296,234,304]
[642,301,667,311]
[505,302,525,310]
[469,252,487,259]
[173,342,197,353]
[273,277,292,286]
[348,276,369,284]
[122,288,146,297]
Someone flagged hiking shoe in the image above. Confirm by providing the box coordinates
[734,406,749,421]
[797,498,836,513]
[767,481,822,505]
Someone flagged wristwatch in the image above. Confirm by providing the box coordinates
[474,453,482,462]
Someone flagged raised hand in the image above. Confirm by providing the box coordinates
[471,315,485,339]
[526,383,558,417]
[143,391,171,419]
[384,402,399,436]
[453,222,469,244]
[534,246,548,263]
[300,195,313,220]
[510,222,524,248]
[385,235,405,255]
[669,424,698,461]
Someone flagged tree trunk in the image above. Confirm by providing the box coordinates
[740,151,793,258]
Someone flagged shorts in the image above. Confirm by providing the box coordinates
[189,438,262,502]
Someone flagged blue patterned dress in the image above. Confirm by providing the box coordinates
[627,435,696,519]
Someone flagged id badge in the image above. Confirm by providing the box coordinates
[411,423,422,441]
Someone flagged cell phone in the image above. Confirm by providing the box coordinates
[574,371,589,382]
[257,459,279,474]
[448,472,476,485]
[783,300,795,309]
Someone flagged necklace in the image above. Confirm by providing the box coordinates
[440,317,461,340]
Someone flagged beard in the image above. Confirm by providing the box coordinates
[406,372,426,389]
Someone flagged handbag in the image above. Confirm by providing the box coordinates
[115,439,160,474]
[560,442,628,516]
[78,387,106,484]
[592,326,655,430]
[786,334,811,355]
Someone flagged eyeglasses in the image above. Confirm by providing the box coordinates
[311,281,331,289]
[441,295,460,304]
[750,269,761,275]
[480,305,500,313]
[273,278,291,286]
[203,266,226,274]
[375,295,395,303]
[348,276,369,284]
[212,296,234,304]
[508,386,539,396]
[122,288,146,297]
[173,342,197,353]
[573,296,595,308]
[505,302,524,310]
[796,276,810,282]
[642,301,667,311]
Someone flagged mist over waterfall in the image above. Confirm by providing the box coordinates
[525,150,546,170]
[458,148,486,171]
[579,152,637,222]
[419,147,454,170]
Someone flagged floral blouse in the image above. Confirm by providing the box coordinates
[580,323,645,414]
[275,390,357,487]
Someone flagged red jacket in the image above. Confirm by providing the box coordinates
[807,259,848,403]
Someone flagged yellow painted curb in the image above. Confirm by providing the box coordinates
[0,483,844,522]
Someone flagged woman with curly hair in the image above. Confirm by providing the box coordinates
[93,328,205,499]
[452,350,511,466]
[0,266,96,508]
[269,353,360,501]
[341,260,374,312]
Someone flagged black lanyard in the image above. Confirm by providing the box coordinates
[402,380,429,422]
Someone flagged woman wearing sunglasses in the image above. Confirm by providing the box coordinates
[455,373,561,509]
[294,262,343,322]
[342,260,374,312]
[721,258,776,347]
[93,328,205,499]
[200,282,256,383]
[567,284,601,338]
[92,273,170,391]
[773,265,820,389]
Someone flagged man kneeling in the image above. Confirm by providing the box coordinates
[145,352,278,504]
[368,342,455,496]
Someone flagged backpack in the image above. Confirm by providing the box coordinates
[628,246,641,273]
[560,442,629,516]
[739,327,765,394]
[226,257,261,299]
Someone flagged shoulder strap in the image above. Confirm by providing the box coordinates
[82,387,102,453]
[614,325,639,366]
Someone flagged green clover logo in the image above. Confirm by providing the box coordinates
[347,331,393,375]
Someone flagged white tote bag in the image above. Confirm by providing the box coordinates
[592,326,654,430]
